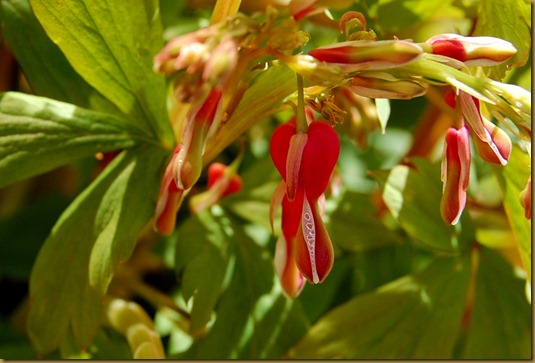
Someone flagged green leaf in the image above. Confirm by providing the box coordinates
[27,146,168,356]
[0,0,121,115]
[288,254,471,359]
[494,146,531,282]
[474,0,531,79]
[173,207,232,334]
[371,158,475,254]
[0,92,145,188]
[328,191,402,252]
[458,248,531,359]
[174,205,309,359]
[377,0,454,33]
[29,0,173,146]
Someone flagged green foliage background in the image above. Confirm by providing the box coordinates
[0,0,531,359]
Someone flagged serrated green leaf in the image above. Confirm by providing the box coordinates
[174,207,232,334]
[88,146,168,294]
[0,92,145,188]
[371,158,475,253]
[473,0,531,79]
[27,146,167,356]
[174,206,309,359]
[459,248,531,359]
[29,0,173,146]
[494,146,531,282]
[288,254,471,359]
[0,0,121,115]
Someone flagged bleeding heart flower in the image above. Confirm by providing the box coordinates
[270,116,340,294]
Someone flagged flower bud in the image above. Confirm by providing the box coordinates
[350,72,427,99]
[189,162,243,214]
[309,40,423,73]
[471,118,511,165]
[441,126,471,225]
[154,146,185,236]
[426,33,517,66]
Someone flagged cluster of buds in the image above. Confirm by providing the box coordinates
[440,89,512,225]
[270,111,340,297]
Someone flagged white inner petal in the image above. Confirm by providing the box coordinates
[302,195,319,284]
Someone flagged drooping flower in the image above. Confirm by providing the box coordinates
[154,146,185,235]
[425,33,517,66]
[449,90,512,165]
[189,162,243,213]
[440,125,471,225]
[270,117,340,295]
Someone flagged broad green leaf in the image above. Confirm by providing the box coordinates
[88,146,169,294]
[377,0,453,33]
[0,92,145,188]
[288,254,471,359]
[458,248,531,359]
[174,206,309,359]
[29,0,173,146]
[372,158,475,253]
[328,191,402,252]
[27,146,168,355]
[0,0,121,115]
[203,66,296,163]
[173,207,232,334]
[494,146,531,281]
[474,0,531,79]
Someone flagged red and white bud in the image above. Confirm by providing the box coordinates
[309,40,423,73]
[440,126,471,225]
[426,33,517,66]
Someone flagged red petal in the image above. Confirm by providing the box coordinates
[270,120,297,180]
[301,121,340,199]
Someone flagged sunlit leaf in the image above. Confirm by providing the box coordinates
[372,158,475,253]
[0,92,145,188]
[473,0,531,79]
[288,254,471,359]
[0,0,121,115]
[27,146,168,355]
[458,248,531,358]
[494,146,531,281]
[377,0,454,33]
[29,0,174,146]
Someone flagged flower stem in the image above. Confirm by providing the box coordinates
[211,0,242,24]
[296,74,309,132]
